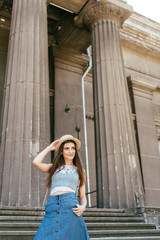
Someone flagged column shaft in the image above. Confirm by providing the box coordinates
[90,15,143,208]
[0,0,50,206]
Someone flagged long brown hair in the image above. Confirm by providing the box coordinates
[46,140,86,188]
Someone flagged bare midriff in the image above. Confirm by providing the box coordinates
[51,191,73,196]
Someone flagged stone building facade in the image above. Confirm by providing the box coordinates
[0,0,160,211]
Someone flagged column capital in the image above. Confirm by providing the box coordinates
[75,0,133,29]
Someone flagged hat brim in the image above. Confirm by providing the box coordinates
[55,137,81,152]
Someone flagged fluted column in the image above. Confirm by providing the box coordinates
[0,0,50,206]
[83,2,144,208]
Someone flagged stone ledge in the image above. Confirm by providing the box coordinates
[127,207,160,229]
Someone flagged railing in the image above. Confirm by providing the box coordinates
[86,190,97,208]
[78,189,97,208]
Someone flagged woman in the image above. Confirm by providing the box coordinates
[33,134,90,240]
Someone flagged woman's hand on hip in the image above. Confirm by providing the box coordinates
[72,204,85,217]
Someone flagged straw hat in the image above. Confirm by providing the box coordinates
[55,134,81,152]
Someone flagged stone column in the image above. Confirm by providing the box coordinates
[82,1,144,208]
[0,0,50,207]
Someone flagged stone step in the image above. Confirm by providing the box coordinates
[0,210,45,216]
[0,210,134,218]
[0,222,156,231]
[0,206,125,213]
[0,215,145,224]
[0,207,159,240]
[0,231,35,240]
[0,229,160,239]
[0,236,159,240]
[84,217,144,223]
[0,223,39,231]
[88,229,160,238]
[0,216,44,222]
[85,208,125,213]
[91,237,160,240]
[83,212,135,217]
[86,223,156,230]
[0,206,45,212]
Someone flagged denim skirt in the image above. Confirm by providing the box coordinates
[34,192,90,240]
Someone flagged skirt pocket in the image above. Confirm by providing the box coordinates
[45,201,57,218]
[61,197,79,213]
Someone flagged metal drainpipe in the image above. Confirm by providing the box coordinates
[81,48,92,207]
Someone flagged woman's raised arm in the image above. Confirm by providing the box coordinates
[32,140,59,173]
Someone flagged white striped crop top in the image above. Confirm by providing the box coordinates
[50,165,79,195]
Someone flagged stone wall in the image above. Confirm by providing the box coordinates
[52,47,97,207]
[122,45,160,207]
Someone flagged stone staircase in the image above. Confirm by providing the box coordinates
[0,207,160,240]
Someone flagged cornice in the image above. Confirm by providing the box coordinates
[120,12,160,59]
[0,1,160,60]
[126,12,160,38]
[121,25,160,50]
